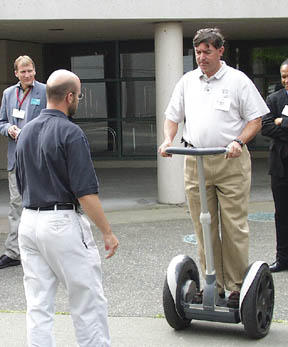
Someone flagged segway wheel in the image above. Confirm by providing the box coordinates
[241,263,274,339]
[163,256,200,330]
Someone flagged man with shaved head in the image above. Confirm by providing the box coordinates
[15,69,118,347]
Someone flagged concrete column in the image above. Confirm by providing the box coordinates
[155,22,185,204]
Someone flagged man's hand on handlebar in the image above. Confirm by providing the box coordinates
[225,141,243,159]
[158,140,173,157]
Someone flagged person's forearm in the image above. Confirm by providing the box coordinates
[163,119,178,143]
[78,194,111,235]
[238,117,262,144]
[79,193,119,259]
[158,119,179,157]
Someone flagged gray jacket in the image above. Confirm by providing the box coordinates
[0,80,46,170]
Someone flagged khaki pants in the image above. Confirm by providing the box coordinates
[5,170,22,260]
[184,146,251,292]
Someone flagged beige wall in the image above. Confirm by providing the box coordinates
[0,40,44,179]
[0,0,286,19]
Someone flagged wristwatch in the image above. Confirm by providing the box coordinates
[233,138,244,147]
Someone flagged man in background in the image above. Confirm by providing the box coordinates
[0,55,46,269]
[262,58,288,272]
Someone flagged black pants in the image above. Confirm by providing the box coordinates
[271,175,288,265]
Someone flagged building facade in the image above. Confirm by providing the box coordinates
[1,0,288,202]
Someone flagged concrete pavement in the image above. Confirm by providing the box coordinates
[0,313,287,346]
[0,159,288,346]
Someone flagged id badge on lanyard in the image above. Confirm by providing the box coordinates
[12,108,25,119]
[12,87,32,119]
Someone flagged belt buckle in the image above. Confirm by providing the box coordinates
[54,203,75,211]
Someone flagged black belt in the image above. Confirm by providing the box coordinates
[26,203,76,211]
[181,138,194,148]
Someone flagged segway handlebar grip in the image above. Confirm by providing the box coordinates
[165,146,229,156]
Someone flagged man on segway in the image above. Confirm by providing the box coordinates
[159,28,269,309]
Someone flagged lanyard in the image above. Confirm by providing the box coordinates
[16,87,32,110]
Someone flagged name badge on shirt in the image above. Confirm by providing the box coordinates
[12,108,25,119]
[31,98,40,106]
[282,105,288,117]
[215,97,231,112]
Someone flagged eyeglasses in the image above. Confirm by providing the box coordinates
[72,92,84,100]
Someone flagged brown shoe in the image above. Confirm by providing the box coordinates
[219,292,225,299]
[227,291,240,308]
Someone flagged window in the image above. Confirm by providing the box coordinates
[71,55,104,79]
[229,42,288,150]
[47,40,198,159]
[120,52,155,78]
[71,53,118,158]
[120,50,156,156]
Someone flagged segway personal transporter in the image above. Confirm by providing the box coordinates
[163,146,274,339]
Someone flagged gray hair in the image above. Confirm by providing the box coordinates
[193,28,225,49]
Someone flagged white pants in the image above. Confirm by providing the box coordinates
[18,208,110,347]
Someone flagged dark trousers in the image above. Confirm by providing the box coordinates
[271,175,288,265]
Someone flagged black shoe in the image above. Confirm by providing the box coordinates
[269,261,288,273]
[0,255,21,269]
[227,291,240,309]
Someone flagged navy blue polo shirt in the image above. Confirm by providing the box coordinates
[15,109,99,208]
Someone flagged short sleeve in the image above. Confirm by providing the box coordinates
[66,134,99,198]
[164,77,185,124]
[238,74,269,121]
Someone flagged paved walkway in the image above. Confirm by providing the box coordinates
[0,313,286,346]
[0,160,287,346]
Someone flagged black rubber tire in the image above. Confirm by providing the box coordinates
[241,263,274,339]
[163,256,200,330]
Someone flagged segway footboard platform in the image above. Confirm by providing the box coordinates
[183,304,240,324]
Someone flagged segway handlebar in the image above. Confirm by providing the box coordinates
[165,146,229,156]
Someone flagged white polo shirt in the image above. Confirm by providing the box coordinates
[165,61,269,147]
